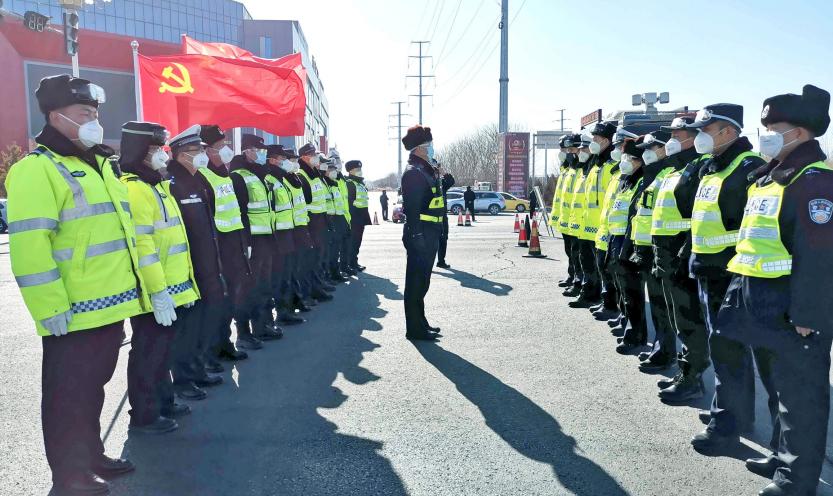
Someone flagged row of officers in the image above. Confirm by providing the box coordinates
[5,74,372,496]
[548,84,833,496]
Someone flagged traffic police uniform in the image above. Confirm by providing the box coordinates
[331,152,357,276]
[566,138,593,299]
[400,126,444,340]
[319,154,349,281]
[437,168,455,268]
[556,137,582,291]
[297,143,336,300]
[199,125,252,361]
[345,160,372,270]
[6,75,145,492]
[119,121,200,434]
[718,86,833,496]
[277,152,317,309]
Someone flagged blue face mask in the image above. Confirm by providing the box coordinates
[255,149,267,165]
[426,142,435,161]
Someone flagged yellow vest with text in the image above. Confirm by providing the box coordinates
[631,167,674,247]
[549,164,568,227]
[127,175,200,307]
[196,168,244,233]
[651,155,710,236]
[264,174,295,231]
[691,151,759,254]
[727,161,830,278]
[347,177,369,209]
[5,146,150,335]
[581,159,617,241]
[231,168,273,235]
[608,177,643,237]
[557,167,577,233]
[337,177,352,224]
[567,169,588,236]
[595,170,622,251]
[297,169,327,214]
[282,177,309,227]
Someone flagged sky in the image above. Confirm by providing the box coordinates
[244,0,833,180]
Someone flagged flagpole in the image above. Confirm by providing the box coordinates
[233,128,241,155]
[131,40,143,121]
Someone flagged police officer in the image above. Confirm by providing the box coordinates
[575,121,618,311]
[297,143,336,299]
[230,134,283,343]
[330,149,358,276]
[345,159,372,271]
[199,125,251,361]
[436,163,455,269]
[165,126,231,401]
[556,134,583,293]
[593,132,623,322]
[6,74,141,494]
[715,85,833,496]
[400,125,444,341]
[548,136,569,251]
[565,136,592,299]
[119,121,201,436]
[323,154,351,280]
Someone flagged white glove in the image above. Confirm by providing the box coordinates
[150,290,177,327]
[247,246,252,259]
[40,310,73,337]
[183,300,196,308]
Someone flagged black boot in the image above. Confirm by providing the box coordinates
[659,373,705,403]
[690,428,740,453]
[745,454,781,479]
[236,319,263,350]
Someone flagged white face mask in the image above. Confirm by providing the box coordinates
[611,148,623,162]
[578,151,591,163]
[620,157,635,175]
[642,149,659,165]
[558,151,567,162]
[218,145,234,164]
[59,113,104,148]
[759,127,798,159]
[351,168,363,178]
[149,149,169,171]
[664,138,682,157]
[310,156,320,167]
[185,151,209,169]
[694,130,715,154]
[279,159,294,172]
[589,141,602,155]
[318,160,329,171]
[327,170,338,180]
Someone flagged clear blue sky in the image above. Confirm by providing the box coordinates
[245,0,833,179]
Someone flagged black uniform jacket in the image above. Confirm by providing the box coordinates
[346,174,372,226]
[401,154,443,238]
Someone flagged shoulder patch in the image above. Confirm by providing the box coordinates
[70,170,86,177]
[809,199,833,224]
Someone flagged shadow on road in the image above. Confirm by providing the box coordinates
[415,343,629,496]
[433,268,513,297]
[112,281,407,496]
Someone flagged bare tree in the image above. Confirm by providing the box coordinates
[437,122,525,188]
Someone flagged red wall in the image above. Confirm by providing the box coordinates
[0,21,179,153]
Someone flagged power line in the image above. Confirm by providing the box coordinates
[427,1,447,42]
[388,101,410,180]
[412,0,434,40]
[435,0,464,65]
[435,0,487,69]
[440,13,500,86]
[406,41,435,124]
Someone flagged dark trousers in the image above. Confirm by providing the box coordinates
[170,302,206,386]
[646,271,676,360]
[351,222,366,267]
[664,274,710,376]
[577,239,600,298]
[595,248,617,308]
[248,235,274,331]
[42,322,124,483]
[700,276,778,443]
[381,204,389,221]
[438,216,449,264]
[340,226,353,271]
[615,264,646,345]
[565,234,584,288]
[128,313,176,426]
[465,201,475,220]
[404,225,441,335]
[563,234,576,282]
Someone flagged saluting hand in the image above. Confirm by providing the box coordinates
[796,326,815,337]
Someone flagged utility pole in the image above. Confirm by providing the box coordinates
[498,0,509,133]
[407,41,434,124]
[388,101,409,180]
[553,108,568,131]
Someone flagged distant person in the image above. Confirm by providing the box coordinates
[437,163,455,269]
[380,190,389,221]
[528,189,538,217]
[464,186,476,221]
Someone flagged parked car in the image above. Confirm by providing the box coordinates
[446,191,505,215]
[0,199,7,234]
[392,199,406,223]
[499,192,531,213]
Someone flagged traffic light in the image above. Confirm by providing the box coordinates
[63,10,79,56]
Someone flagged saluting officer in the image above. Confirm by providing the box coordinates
[297,143,336,300]
[718,85,833,496]
[329,149,358,276]
[318,153,348,282]
[400,125,444,341]
[323,154,351,280]
[119,121,201,435]
[345,159,372,271]
[6,75,143,494]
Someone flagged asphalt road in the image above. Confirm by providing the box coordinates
[1,201,832,495]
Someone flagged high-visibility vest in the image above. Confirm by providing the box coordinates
[231,168,273,235]
[282,177,309,227]
[631,167,674,247]
[125,174,200,307]
[549,164,568,227]
[329,181,346,216]
[691,151,759,254]
[728,161,830,278]
[196,168,244,233]
[322,180,337,215]
[264,174,295,231]
[297,169,327,214]
[557,167,578,233]
[607,177,643,237]
[5,146,150,335]
[347,177,369,209]
[568,169,588,236]
[336,177,351,223]
[595,170,622,251]
[581,159,617,241]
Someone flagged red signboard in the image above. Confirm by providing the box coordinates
[580,109,602,128]
[497,132,530,199]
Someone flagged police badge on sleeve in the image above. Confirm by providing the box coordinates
[809,199,833,224]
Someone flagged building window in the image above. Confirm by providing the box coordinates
[259,36,272,58]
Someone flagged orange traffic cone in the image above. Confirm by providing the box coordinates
[525,219,546,258]
[513,213,520,233]
[457,211,464,226]
[517,218,528,247]
[464,209,472,226]
[373,212,379,225]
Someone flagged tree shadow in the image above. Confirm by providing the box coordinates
[112,284,407,496]
[415,343,629,496]
[433,268,513,296]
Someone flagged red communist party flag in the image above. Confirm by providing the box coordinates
[181,35,307,82]
[138,53,306,137]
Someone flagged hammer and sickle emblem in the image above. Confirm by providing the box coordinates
[158,62,194,94]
